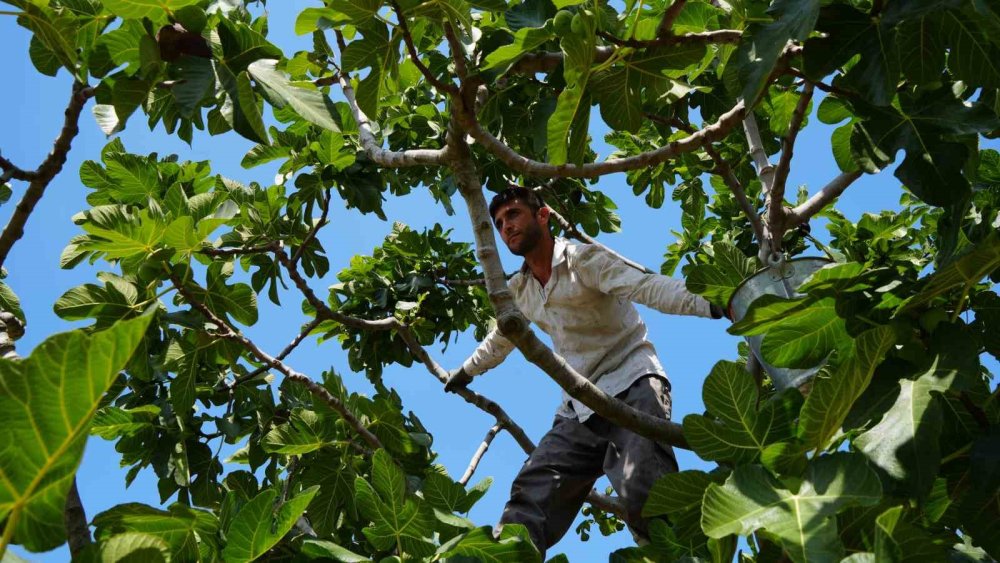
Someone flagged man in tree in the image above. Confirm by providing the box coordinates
[445,186,725,556]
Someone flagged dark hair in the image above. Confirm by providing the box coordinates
[488,186,545,221]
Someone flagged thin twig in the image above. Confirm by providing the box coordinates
[390,0,459,96]
[291,188,331,267]
[200,243,280,257]
[228,317,324,389]
[742,113,778,261]
[664,116,765,244]
[460,423,502,485]
[0,82,94,268]
[168,271,383,449]
[545,205,654,274]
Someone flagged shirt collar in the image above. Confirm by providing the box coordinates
[519,236,569,274]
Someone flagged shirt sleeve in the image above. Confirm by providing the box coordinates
[460,326,516,376]
[573,243,714,318]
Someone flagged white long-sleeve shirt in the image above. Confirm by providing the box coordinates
[461,237,713,421]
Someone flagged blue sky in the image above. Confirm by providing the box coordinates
[2,1,998,561]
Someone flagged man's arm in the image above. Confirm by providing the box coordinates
[445,325,517,392]
[573,244,716,318]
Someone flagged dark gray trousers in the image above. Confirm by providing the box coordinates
[498,375,678,556]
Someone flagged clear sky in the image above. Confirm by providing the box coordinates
[2,2,998,562]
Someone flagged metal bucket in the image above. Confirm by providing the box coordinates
[727,257,832,390]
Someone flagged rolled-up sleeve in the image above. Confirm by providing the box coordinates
[460,326,516,376]
[574,244,713,318]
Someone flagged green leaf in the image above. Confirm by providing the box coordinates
[438,525,541,562]
[798,326,895,450]
[28,35,60,76]
[686,243,758,308]
[682,361,797,464]
[482,26,554,72]
[187,263,259,326]
[0,313,154,552]
[896,17,946,87]
[171,56,215,116]
[217,17,282,72]
[221,486,318,562]
[850,89,999,207]
[262,408,337,454]
[241,143,290,169]
[103,152,159,204]
[643,470,715,519]
[301,539,371,562]
[8,1,78,74]
[900,231,1000,312]
[939,9,1000,90]
[730,295,849,369]
[855,358,962,501]
[93,503,219,562]
[99,532,170,562]
[547,12,595,165]
[54,280,138,325]
[802,5,899,106]
[90,406,159,440]
[247,59,342,132]
[874,506,948,561]
[215,63,269,146]
[102,0,200,20]
[0,282,25,323]
[340,22,399,118]
[354,450,436,556]
[294,8,348,35]
[78,207,170,261]
[702,453,882,563]
[731,0,819,105]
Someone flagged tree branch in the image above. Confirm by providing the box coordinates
[291,188,331,267]
[770,82,815,235]
[229,317,324,388]
[663,116,765,244]
[338,74,449,168]
[394,322,624,516]
[657,0,689,36]
[389,0,459,96]
[460,423,502,485]
[784,170,863,225]
[509,46,615,74]
[0,82,93,268]
[443,23,469,81]
[168,271,383,449]
[517,31,739,72]
[64,478,91,557]
[742,114,779,261]
[200,243,280,257]
[453,97,746,179]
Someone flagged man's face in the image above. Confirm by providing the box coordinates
[493,200,547,256]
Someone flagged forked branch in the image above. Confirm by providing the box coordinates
[784,170,863,225]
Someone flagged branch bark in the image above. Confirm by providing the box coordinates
[770,82,815,234]
[64,479,91,557]
[338,75,448,168]
[742,114,779,261]
[460,423,502,485]
[657,0,689,36]
[784,170,863,225]
[454,96,746,179]
[390,0,459,96]
[0,82,94,268]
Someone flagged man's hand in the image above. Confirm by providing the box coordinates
[444,367,473,393]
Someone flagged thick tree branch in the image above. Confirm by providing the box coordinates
[460,423,502,485]
[338,75,448,168]
[64,478,91,556]
[443,23,469,81]
[0,82,93,268]
[168,271,383,449]
[742,114,779,261]
[454,97,746,179]
[770,82,815,234]
[784,170,863,225]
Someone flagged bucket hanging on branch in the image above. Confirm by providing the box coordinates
[727,255,831,391]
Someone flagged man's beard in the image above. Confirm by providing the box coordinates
[507,222,542,256]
